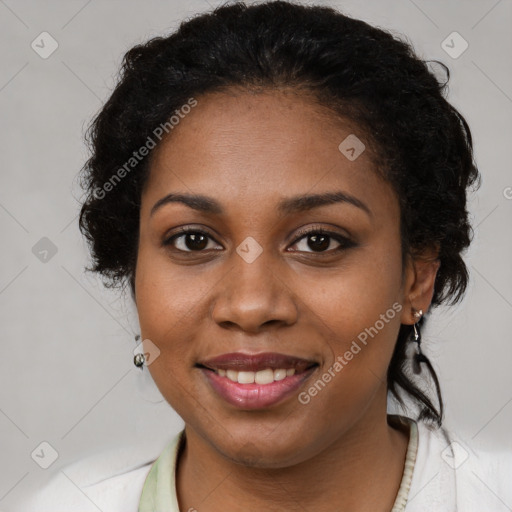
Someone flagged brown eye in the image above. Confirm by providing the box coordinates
[289,228,356,254]
[164,228,222,252]
[305,233,332,252]
[180,232,209,251]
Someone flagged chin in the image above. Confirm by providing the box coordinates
[225,443,300,469]
[210,425,315,469]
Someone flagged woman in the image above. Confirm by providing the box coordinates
[25,1,512,511]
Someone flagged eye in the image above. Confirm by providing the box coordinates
[289,227,355,254]
[163,225,355,255]
[163,227,222,252]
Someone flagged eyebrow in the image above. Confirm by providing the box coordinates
[150,191,371,217]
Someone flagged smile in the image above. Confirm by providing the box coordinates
[214,367,297,384]
[197,352,318,409]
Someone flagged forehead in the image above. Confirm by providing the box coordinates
[143,89,396,218]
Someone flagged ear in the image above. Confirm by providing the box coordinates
[400,246,440,325]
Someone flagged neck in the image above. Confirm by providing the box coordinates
[176,394,410,512]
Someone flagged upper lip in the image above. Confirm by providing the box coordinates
[198,352,318,373]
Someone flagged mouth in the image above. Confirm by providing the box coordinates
[196,352,319,409]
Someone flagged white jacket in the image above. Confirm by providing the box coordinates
[17,418,512,512]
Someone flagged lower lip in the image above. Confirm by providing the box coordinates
[201,367,316,410]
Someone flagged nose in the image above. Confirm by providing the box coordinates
[211,249,298,333]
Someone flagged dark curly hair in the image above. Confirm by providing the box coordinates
[79,0,480,427]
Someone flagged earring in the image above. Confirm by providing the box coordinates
[132,334,164,404]
[133,334,146,369]
[411,309,427,375]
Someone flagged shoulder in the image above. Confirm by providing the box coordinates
[18,443,161,512]
[407,419,512,511]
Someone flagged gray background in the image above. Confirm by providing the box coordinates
[1,0,511,508]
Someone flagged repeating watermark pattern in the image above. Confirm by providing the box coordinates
[338,134,366,161]
[31,237,58,263]
[93,97,198,200]
[236,236,264,263]
[1,3,510,509]
[441,31,469,59]
[31,31,59,59]
[30,441,59,469]
[298,302,403,405]
[441,441,470,470]
[133,338,161,367]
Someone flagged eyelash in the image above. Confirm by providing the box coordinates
[163,225,356,255]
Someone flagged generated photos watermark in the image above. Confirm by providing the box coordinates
[298,302,403,405]
[93,97,198,200]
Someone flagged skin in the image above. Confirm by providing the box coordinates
[135,88,440,512]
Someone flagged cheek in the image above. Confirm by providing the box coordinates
[293,276,403,431]
[135,238,214,327]
[295,240,404,378]
[304,242,403,332]
[134,245,210,387]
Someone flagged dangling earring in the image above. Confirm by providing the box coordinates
[411,309,428,374]
[133,334,146,369]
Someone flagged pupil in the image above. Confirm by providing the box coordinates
[308,234,329,251]
[186,233,208,250]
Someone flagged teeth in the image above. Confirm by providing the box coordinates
[238,371,254,384]
[255,369,274,385]
[219,367,296,384]
[274,369,287,381]
[226,369,238,382]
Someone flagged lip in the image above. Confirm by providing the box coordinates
[201,366,317,409]
[197,352,318,410]
[198,352,317,372]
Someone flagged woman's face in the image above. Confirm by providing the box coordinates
[135,89,423,467]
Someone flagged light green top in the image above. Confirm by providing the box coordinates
[138,415,418,512]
